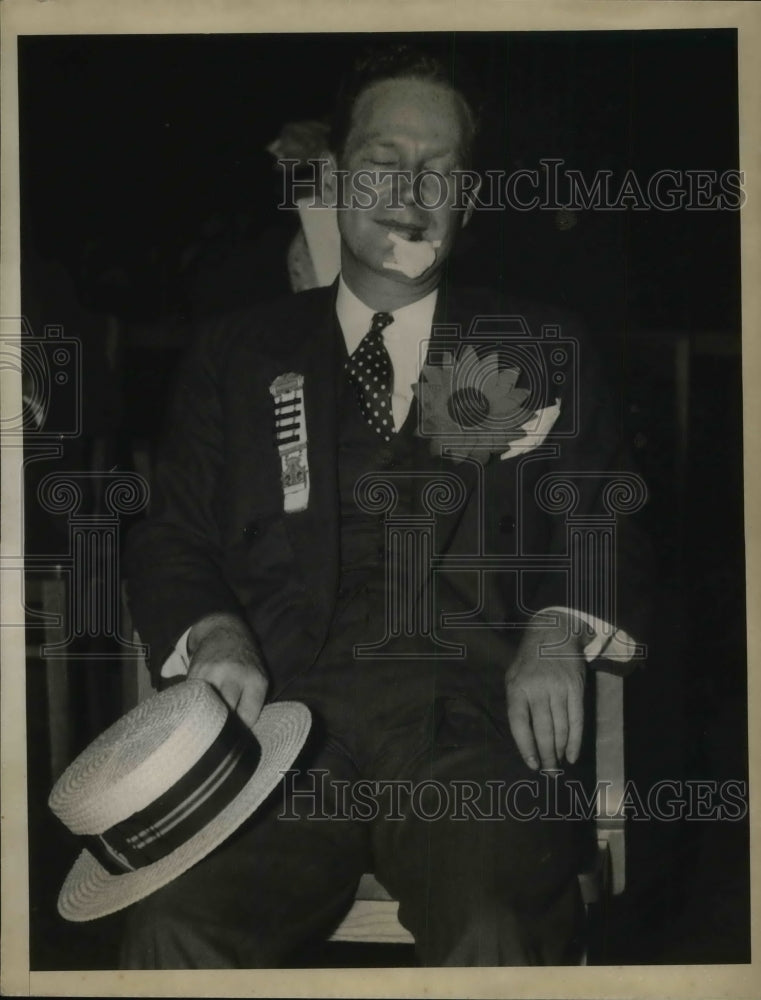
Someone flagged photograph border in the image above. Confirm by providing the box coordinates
[2,1,759,996]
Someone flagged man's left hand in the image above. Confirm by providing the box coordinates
[505,613,590,770]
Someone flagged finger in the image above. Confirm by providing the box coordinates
[186,655,210,680]
[188,656,231,692]
[187,660,226,689]
[187,649,226,681]
[507,695,540,770]
[550,692,569,763]
[218,677,244,713]
[529,700,557,770]
[565,687,585,764]
[187,633,218,671]
[236,680,265,729]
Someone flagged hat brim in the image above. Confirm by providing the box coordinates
[57,700,311,922]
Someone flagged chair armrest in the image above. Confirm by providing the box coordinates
[593,668,626,894]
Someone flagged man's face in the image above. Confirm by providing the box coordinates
[330,76,475,289]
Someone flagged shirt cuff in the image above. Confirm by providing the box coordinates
[539,606,638,663]
[160,626,192,678]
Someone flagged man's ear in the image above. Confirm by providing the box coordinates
[460,172,482,230]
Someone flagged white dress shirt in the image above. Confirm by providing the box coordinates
[161,276,636,677]
[336,275,437,430]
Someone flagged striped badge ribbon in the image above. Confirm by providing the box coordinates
[270,372,309,512]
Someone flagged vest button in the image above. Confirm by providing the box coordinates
[499,514,515,534]
[243,521,259,541]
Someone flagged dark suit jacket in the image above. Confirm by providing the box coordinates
[125,280,652,691]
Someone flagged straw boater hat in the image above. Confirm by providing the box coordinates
[49,680,311,922]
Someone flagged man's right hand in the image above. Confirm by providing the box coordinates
[186,612,269,729]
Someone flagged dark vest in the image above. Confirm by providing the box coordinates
[321,326,519,677]
[334,338,422,616]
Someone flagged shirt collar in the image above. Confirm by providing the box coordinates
[335,274,438,357]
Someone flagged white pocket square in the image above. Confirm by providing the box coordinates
[499,398,561,459]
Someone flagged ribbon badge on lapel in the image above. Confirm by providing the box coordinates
[270,372,309,513]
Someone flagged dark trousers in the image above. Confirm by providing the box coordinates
[120,593,589,968]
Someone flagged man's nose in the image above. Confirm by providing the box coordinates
[375,169,416,210]
[397,171,416,207]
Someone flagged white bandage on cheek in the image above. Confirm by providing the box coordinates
[382,230,442,279]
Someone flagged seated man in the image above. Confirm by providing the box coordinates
[122,43,651,968]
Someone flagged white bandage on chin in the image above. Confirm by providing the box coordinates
[382,231,442,279]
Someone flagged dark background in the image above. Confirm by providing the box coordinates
[19,30,747,968]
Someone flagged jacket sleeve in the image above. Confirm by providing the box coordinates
[123,319,247,685]
[528,316,654,674]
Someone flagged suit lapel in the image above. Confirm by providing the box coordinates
[275,287,340,630]
[409,283,482,553]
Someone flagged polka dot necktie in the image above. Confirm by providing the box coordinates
[345,311,395,442]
